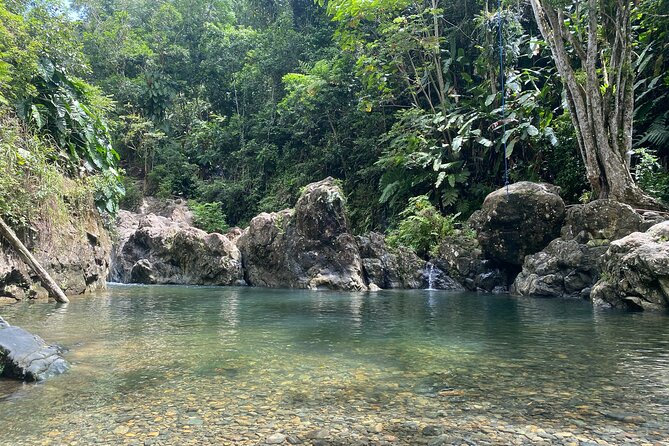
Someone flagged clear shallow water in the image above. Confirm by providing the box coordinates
[0,285,668,445]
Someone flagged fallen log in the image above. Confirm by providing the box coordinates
[0,217,69,303]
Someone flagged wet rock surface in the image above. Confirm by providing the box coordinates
[356,232,426,289]
[0,316,68,381]
[469,182,565,267]
[512,199,668,301]
[512,239,606,298]
[112,210,244,286]
[591,221,669,311]
[431,234,508,292]
[239,178,367,291]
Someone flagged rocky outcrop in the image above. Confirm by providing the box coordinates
[512,239,606,298]
[469,182,565,267]
[561,200,644,243]
[137,197,194,226]
[431,233,507,292]
[356,232,427,289]
[591,221,669,311]
[111,212,244,286]
[512,200,667,301]
[0,210,110,301]
[0,316,69,381]
[238,178,367,291]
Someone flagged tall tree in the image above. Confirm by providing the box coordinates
[529,0,664,208]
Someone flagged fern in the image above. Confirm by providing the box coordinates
[636,112,669,149]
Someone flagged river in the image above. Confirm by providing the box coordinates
[1,285,668,445]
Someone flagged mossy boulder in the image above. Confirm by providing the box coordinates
[238,178,367,291]
[469,182,565,267]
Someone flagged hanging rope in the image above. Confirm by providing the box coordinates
[497,0,509,195]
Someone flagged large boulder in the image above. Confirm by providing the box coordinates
[1,210,110,301]
[561,200,644,243]
[469,182,565,267]
[238,178,367,291]
[112,212,244,286]
[511,239,607,298]
[431,233,508,292]
[0,316,69,381]
[513,200,663,300]
[356,232,427,289]
[591,221,669,311]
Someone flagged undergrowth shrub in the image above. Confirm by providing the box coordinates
[190,201,229,234]
[634,148,669,204]
[386,195,458,258]
[0,111,95,229]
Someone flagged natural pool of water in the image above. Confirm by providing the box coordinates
[1,285,668,446]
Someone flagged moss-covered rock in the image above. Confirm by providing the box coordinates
[238,178,367,291]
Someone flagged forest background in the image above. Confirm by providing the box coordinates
[1,0,668,240]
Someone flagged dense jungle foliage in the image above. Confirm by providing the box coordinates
[1,0,668,234]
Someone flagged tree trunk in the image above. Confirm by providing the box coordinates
[0,217,69,303]
[529,0,666,210]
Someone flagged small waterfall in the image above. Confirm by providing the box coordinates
[426,263,436,290]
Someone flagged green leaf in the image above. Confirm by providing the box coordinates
[505,138,518,158]
[435,171,446,188]
[475,137,493,147]
[452,136,463,152]
[30,105,43,129]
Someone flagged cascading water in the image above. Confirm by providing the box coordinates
[426,263,436,290]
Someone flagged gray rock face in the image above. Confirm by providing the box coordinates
[356,232,427,289]
[0,316,69,381]
[469,182,565,266]
[561,200,644,243]
[1,211,110,301]
[512,239,606,298]
[238,178,367,291]
[591,221,669,311]
[431,233,508,292]
[112,211,244,286]
[513,200,665,301]
[138,197,194,226]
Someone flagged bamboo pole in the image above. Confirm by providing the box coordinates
[0,216,69,303]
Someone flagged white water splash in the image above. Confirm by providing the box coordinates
[426,263,436,290]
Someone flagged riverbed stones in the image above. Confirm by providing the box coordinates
[0,316,69,381]
[469,182,565,266]
[591,221,669,311]
[112,211,244,286]
[238,178,367,291]
[266,432,287,444]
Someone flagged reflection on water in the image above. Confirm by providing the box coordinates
[0,285,668,445]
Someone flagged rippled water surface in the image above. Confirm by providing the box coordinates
[1,285,668,445]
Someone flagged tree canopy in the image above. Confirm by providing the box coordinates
[1,0,668,230]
